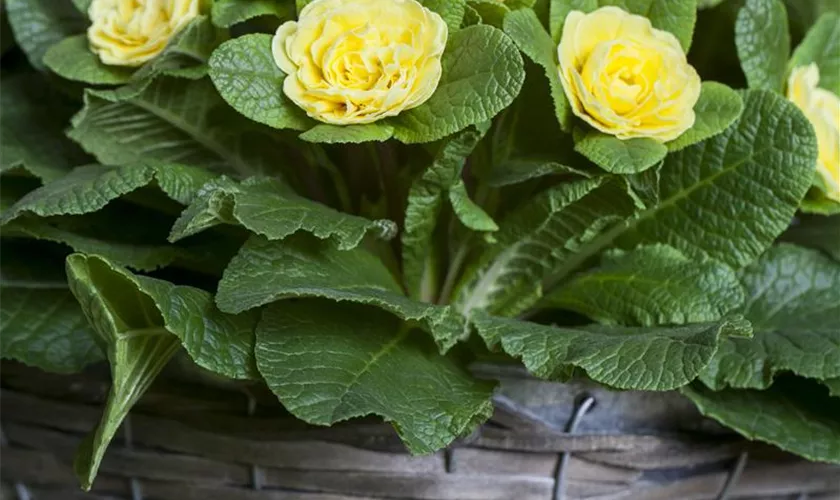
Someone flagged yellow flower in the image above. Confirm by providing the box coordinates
[787,64,840,203]
[557,7,701,142]
[272,0,448,125]
[88,0,200,67]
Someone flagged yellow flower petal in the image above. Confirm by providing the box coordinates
[87,0,200,67]
[556,6,701,142]
[788,64,840,202]
[271,0,447,125]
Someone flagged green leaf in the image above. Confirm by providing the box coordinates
[218,235,465,352]
[474,311,751,390]
[68,77,292,176]
[458,91,815,317]
[551,90,815,283]
[1,165,153,225]
[421,0,468,31]
[801,187,840,215]
[211,0,295,28]
[66,255,180,490]
[0,72,90,182]
[402,126,488,300]
[1,163,214,226]
[299,123,395,143]
[5,0,87,70]
[825,378,840,398]
[611,90,815,268]
[453,177,639,317]
[789,13,840,95]
[72,0,92,13]
[503,8,573,132]
[255,299,494,454]
[43,35,134,85]
[683,377,840,464]
[392,25,526,143]
[666,81,744,152]
[544,244,745,326]
[574,132,667,174]
[170,176,395,250]
[781,214,840,261]
[467,0,510,28]
[0,248,103,373]
[66,253,260,489]
[208,34,313,131]
[700,245,840,389]
[3,219,181,272]
[551,0,698,51]
[449,181,499,232]
[735,0,790,92]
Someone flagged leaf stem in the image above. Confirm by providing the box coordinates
[438,235,470,306]
[305,144,353,213]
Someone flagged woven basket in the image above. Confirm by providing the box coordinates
[2,360,838,500]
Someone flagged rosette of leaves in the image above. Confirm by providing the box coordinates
[1,0,839,492]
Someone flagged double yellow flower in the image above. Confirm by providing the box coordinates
[87,0,200,67]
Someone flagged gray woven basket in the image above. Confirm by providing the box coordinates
[2,361,838,500]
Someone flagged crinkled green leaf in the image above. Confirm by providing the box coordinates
[467,0,509,27]
[392,24,525,144]
[299,123,395,143]
[551,89,814,285]
[735,0,790,92]
[5,0,87,70]
[801,187,840,215]
[551,0,697,51]
[611,91,815,268]
[448,180,499,232]
[683,377,840,464]
[170,176,395,250]
[421,0,468,31]
[781,214,840,262]
[503,8,572,132]
[666,81,744,151]
[43,35,134,85]
[1,163,214,226]
[789,13,840,95]
[454,177,638,317]
[211,0,295,28]
[700,245,840,389]
[825,378,840,398]
[3,219,180,272]
[0,248,103,373]
[255,299,494,454]
[68,77,291,176]
[208,34,314,131]
[574,132,667,174]
[1,72,89,182]
[67,253,260,489]
[459,91,814,318]
[544,244,745,326]
[218,235,464,352]
[475,311,750,390]
[402,126,488,301]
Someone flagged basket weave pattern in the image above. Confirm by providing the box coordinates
[2,362,838,500]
